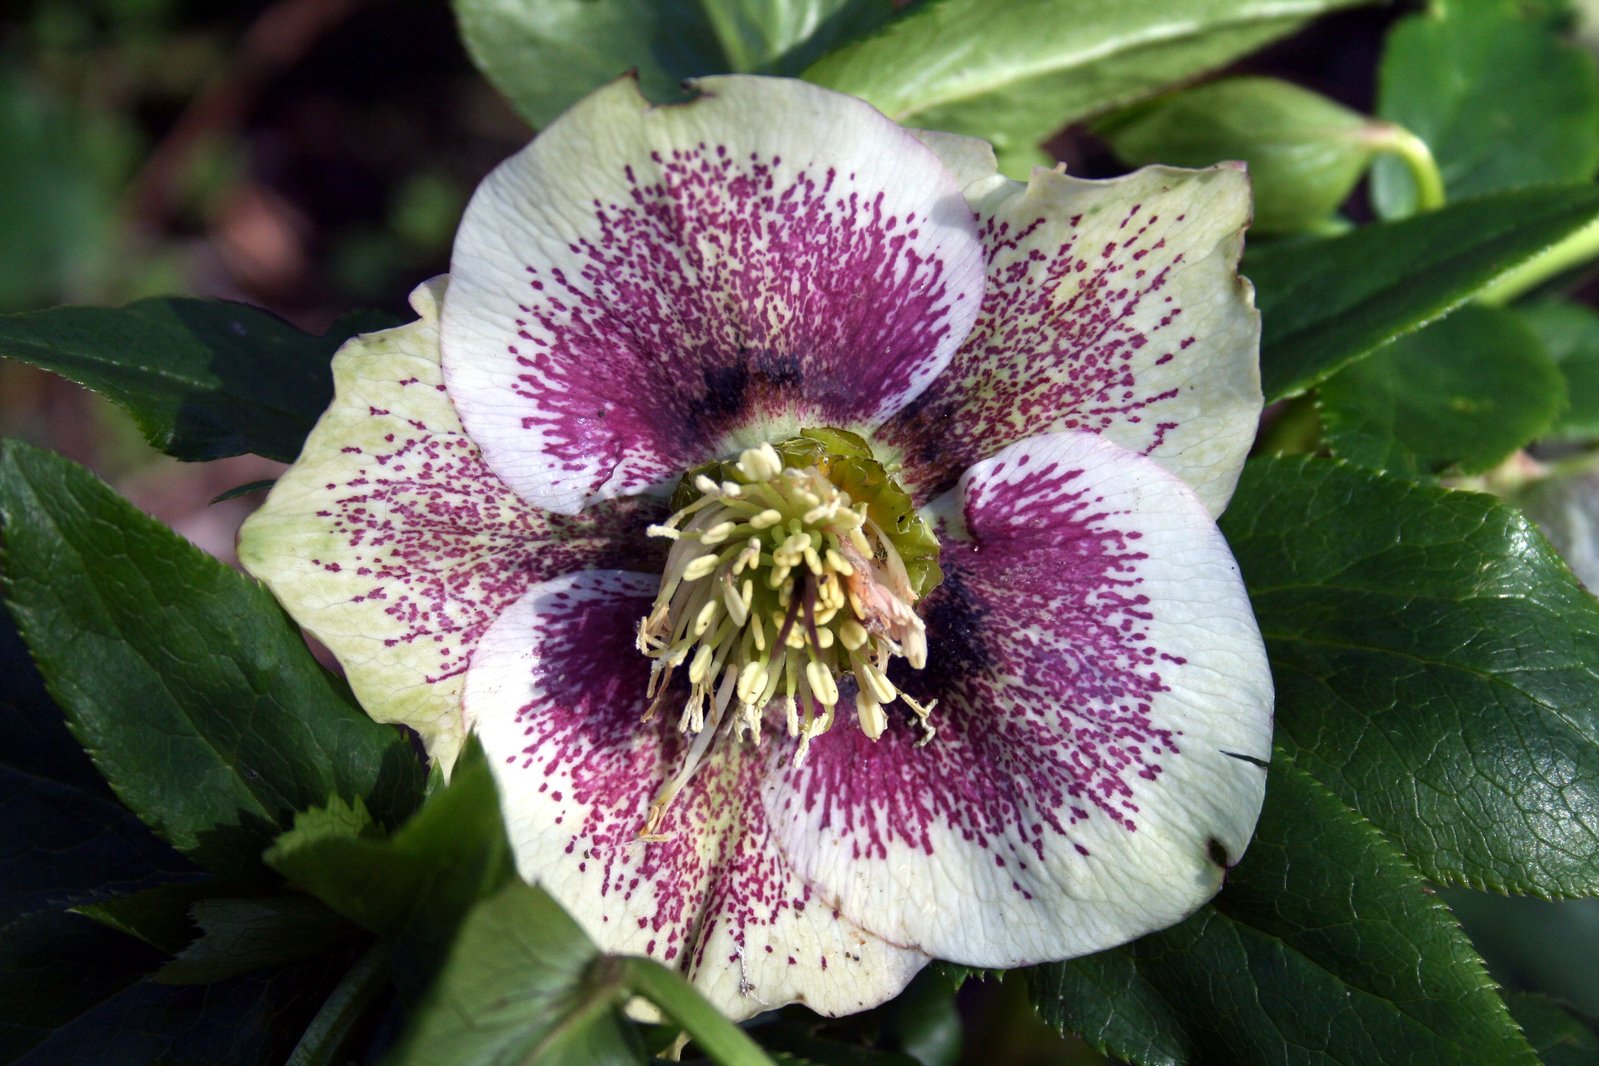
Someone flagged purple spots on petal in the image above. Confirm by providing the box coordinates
[772,452,1176,898]
[494,572,876,991]
[321,418,662,686]
[882,201,1200,501]
[503,150,974,496]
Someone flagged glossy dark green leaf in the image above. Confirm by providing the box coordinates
[1249,184,1599,400]
[1220,457,1599,896]
[1,624,198,923]
[0,300,395,462]
[1505,993,1599,1066]
[1031,760,1535,1066]
[1319,304,1566,475]
[453,0,890,127]
[805,0,1371,158]
[153,896,359,985]
[1520,300,1599,440]
[384,881,644,1066]
[1371,0,1599,218]
[1100,76,1377,234]
[0,442,425,879]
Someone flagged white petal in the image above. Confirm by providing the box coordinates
[879,164,1262,516]
[442,74,985,514]
[765,431,1273,965]
[466,569,928,1019]
[238,279,657,771]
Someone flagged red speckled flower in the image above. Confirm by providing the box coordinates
[241,75,1272,1020]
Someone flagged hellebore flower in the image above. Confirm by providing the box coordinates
[240,75,1272,1019]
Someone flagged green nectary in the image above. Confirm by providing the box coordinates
[670,427,942,599]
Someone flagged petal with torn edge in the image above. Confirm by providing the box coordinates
[238,279,661,772]
[467,569,928,1020]
[878,165,1262,516]
[767,431,1273,966]
[442,74,985,514]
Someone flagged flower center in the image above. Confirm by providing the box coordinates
[636,428,940,838]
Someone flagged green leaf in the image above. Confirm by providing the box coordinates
[1219,457,1599,897]
[804,0,1372,158]
[1519,300,1599,440]
[0,441,424,880]
[1099,76,1378,234]
[2,600,202,928]
[452,0,890,128]
[883,969,962,1066]
[1505,993,1599,1066]
[74,882,216,955]
[1031,760,1536,1066]
[153,896,359,985]
[383,881,644,1066]
[696,0,894,75]
[264,746,514,988]
[1249,184,1599,400]
[0,300,396,463]
[8,960,333,1066]
[0,907,166,1061]
[1318,304,1566,475]
[1371,0,1599,218]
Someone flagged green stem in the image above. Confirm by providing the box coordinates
[622,958,775,1066]
[286,941,392,1066]
[1366,122,1446,213]
[1477,214,1599,306]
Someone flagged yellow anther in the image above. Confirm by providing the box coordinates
[749,509,783,530]
[721,574,749,626]
[805,660,839,707]
[859,661,896,704]
[700,521,737,545]
[737,661,768,704]
[683,554,720,581]
[688,644,715,683]
[825,548,853,575]
[693,599,720,636]
[856,690,887,740]
[839,619,869,651]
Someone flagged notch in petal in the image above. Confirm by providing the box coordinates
[878,164,1262,516]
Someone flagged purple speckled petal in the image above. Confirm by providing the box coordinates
[764,432,1272,966]
[876,165,1262,517]
[239,279,663,772]
[467,569,929,1020]
[441,74,986,514]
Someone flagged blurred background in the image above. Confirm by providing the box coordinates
[2,2,1596,1061]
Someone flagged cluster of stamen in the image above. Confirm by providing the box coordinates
[636,442,935,837]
